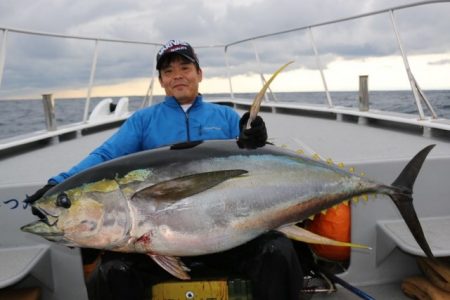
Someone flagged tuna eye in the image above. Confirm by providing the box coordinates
[56,193,71,208]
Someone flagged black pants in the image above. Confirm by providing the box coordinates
[86,231,303,300]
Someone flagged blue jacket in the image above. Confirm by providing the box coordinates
[50,95,241,183]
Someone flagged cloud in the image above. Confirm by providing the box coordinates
[0,0,449,99]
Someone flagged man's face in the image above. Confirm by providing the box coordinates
[159,56,203,105]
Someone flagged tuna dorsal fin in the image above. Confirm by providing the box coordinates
[148,254,191,280]
[132,169,248,202]
[276,225,370,249]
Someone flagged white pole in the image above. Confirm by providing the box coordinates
[308,27,333,108]
[83,39,99,122]
[224,47,234,99]
[0,29,8,89]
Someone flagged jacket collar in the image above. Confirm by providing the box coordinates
[164,95,203,108]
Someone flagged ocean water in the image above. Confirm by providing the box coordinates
[0,90,449,140]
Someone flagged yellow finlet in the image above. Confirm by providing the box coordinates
[312,153,321,161]
[338,162,345,169]
[277,225,370,249]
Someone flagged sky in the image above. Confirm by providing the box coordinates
[0,0,449,99]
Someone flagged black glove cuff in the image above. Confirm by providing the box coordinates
[25,182,56,204]
[238,113,267,149]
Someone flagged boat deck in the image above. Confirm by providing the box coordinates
[1,103,450,300]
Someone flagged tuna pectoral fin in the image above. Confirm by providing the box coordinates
[389,144,435,259]
[132,169,248,202]
[148,254,191,280]
[276,225,370,249]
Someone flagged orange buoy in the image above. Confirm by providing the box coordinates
[306,203,351,261]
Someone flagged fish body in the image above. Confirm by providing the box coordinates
[22,140,435,279]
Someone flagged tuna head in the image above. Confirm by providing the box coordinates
[21,179,131,249]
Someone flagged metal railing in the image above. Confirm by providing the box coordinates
[0,27,162,123]
[220,0,449,119]
[0,0,447,125]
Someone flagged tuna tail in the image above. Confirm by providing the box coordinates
[388,144,435,259]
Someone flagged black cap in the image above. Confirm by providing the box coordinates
[156,40,199,70]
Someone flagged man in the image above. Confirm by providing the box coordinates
[26,40,303,300]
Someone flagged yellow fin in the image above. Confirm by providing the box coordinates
[352,196,359,203]
[326,158,334,165]
[362,194,369,202]
[296,149,304,155]
[349,167,355,173]
[248,61,294,127]
[276,225,370,249]
[308,215,315,221]
[338,162,345,169]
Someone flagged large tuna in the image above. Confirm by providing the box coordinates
[22,140,435,279]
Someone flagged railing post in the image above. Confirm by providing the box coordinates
[0,29,8,89]
[142,45,158,108]
[42,94,57,131]
[83,39,99,123]
[251,41,278,102]
[307,27,333,108]
[359,75,369,111]
[389,9,438,119]
[252,41,270,103]
[224,46,234,99]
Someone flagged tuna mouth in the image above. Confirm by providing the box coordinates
[31,206,58,227]
[21,215,64,241]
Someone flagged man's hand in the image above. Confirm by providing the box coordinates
[237,112,268,149]
[25,182,56,205]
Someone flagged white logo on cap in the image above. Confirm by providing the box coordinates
[158,40,190,56]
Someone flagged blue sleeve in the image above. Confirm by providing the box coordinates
[49,112,145,184]
[229,108,241,138]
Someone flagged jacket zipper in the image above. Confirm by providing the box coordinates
[177,103,191,142]
[176,98,197,142]
[184,110,190,142]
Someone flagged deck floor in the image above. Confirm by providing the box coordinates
[1,105,449,300]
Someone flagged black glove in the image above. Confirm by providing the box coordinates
[237,112,268,149]
[25,182,56,205]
